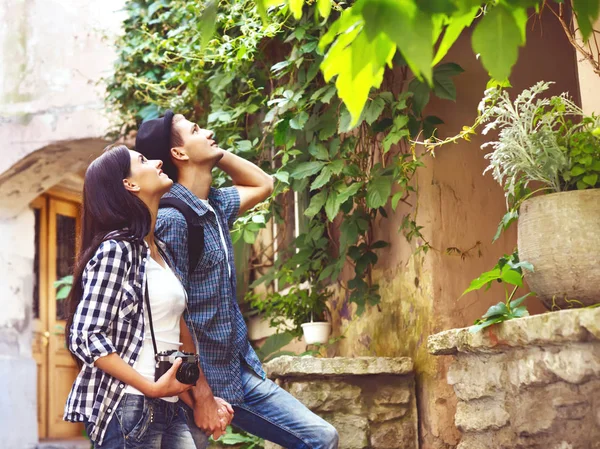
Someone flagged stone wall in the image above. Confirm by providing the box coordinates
[428,308,600,449]
[264,356,418,449]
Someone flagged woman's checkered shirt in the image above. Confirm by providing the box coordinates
[63,237,165,445]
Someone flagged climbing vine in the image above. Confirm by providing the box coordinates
[107,0,464,315]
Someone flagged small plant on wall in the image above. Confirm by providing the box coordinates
[461,251,533,333]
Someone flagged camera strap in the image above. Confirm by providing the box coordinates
[143,281,160,364]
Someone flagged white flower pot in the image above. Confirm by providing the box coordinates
[301,322,331,345]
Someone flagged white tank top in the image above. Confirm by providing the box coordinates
[124,257,187,402]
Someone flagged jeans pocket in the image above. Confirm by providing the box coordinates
[116,395,153,442]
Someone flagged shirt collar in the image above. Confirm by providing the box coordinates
[165,183,210,217]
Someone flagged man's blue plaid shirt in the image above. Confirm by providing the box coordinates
[155,183,265,404]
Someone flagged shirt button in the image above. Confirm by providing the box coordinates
[107,408,112,413]
[119,383,124,388]
[142,258,147,262]
[129,360,134,365]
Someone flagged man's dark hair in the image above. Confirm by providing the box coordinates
[135,109,181,182]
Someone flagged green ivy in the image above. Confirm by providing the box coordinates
[108,1,464,316]
[251,0,600,124]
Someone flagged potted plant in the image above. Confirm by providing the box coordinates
[247,222,333,345]
[478,81,600,309]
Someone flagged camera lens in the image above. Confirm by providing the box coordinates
[176,362,200,385]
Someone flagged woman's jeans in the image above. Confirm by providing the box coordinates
[85,394,195,449]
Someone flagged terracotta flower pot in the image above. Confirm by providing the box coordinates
[518,189,600,309]
[301,322,331,345]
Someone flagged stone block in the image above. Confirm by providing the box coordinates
[287,380,363,413]
[455,398,509,432]
[367,404,408,422]
[265,356,413,378]
[507,347,558,388]
[542,345,600,384]
[428,308,600,356]
[370,420,416,449]
[327,414,369,449]
[448,354,504,400]
[511,390,557,437]
[372,385,411,405]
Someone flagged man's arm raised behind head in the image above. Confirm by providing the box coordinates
[216,150,274,215]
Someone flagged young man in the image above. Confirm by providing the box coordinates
[136,111,339,449]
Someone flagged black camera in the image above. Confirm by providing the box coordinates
[154,350,200,385]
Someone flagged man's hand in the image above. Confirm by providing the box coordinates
[193,396,234,440]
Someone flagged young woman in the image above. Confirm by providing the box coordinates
[63,145,198,449]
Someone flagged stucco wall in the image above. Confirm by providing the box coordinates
[0,1,125,446]
[330,9,581,449]
[0,0,125,176]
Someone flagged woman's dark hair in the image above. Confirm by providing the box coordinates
[64,145,151,366]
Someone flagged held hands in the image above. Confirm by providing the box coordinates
[150,358,193,398]
[193,396,234,440]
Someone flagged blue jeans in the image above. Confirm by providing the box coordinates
[184,365,339,449]
[86,394,195,449]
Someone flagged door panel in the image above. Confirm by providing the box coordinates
[47,198,82,439]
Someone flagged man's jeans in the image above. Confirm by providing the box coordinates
[85,394,195,449]
[184,365,339,449]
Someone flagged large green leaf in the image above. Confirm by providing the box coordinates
[366,176,393,209]
[325,191,342,221]
[461,267,502,296]
[432,62,464,100]
[432,6,479,65]
[472,4,524,81]
[364,97,386,125]
[311,166,333,190]
[322,28,395,127]
[500,264,523,287]
[199,0,219,50]
[362,0,433,84]
[289,0,303,19]
[290,161,326,179]
[304,191,327,218]
[337,182,364,203]
[572,0,600,41]
[317,0,332,19]
[481,301,508,319]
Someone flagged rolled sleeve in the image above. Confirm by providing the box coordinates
[69,240,130,367]
[210,186,240,229]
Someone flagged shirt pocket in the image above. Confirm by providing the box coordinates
[196,248,225,272]
[118,281,141,322]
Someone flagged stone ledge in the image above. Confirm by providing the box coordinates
[265,356,414,378]
[428,307,600,355]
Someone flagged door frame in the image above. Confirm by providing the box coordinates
[31,196,49,439]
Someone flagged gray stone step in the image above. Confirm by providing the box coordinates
[37,439,91,449]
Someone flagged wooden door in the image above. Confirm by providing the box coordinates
[47,198,82,438]
[32,195,83,439]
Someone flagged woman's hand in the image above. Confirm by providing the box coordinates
[149,358,193,398]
